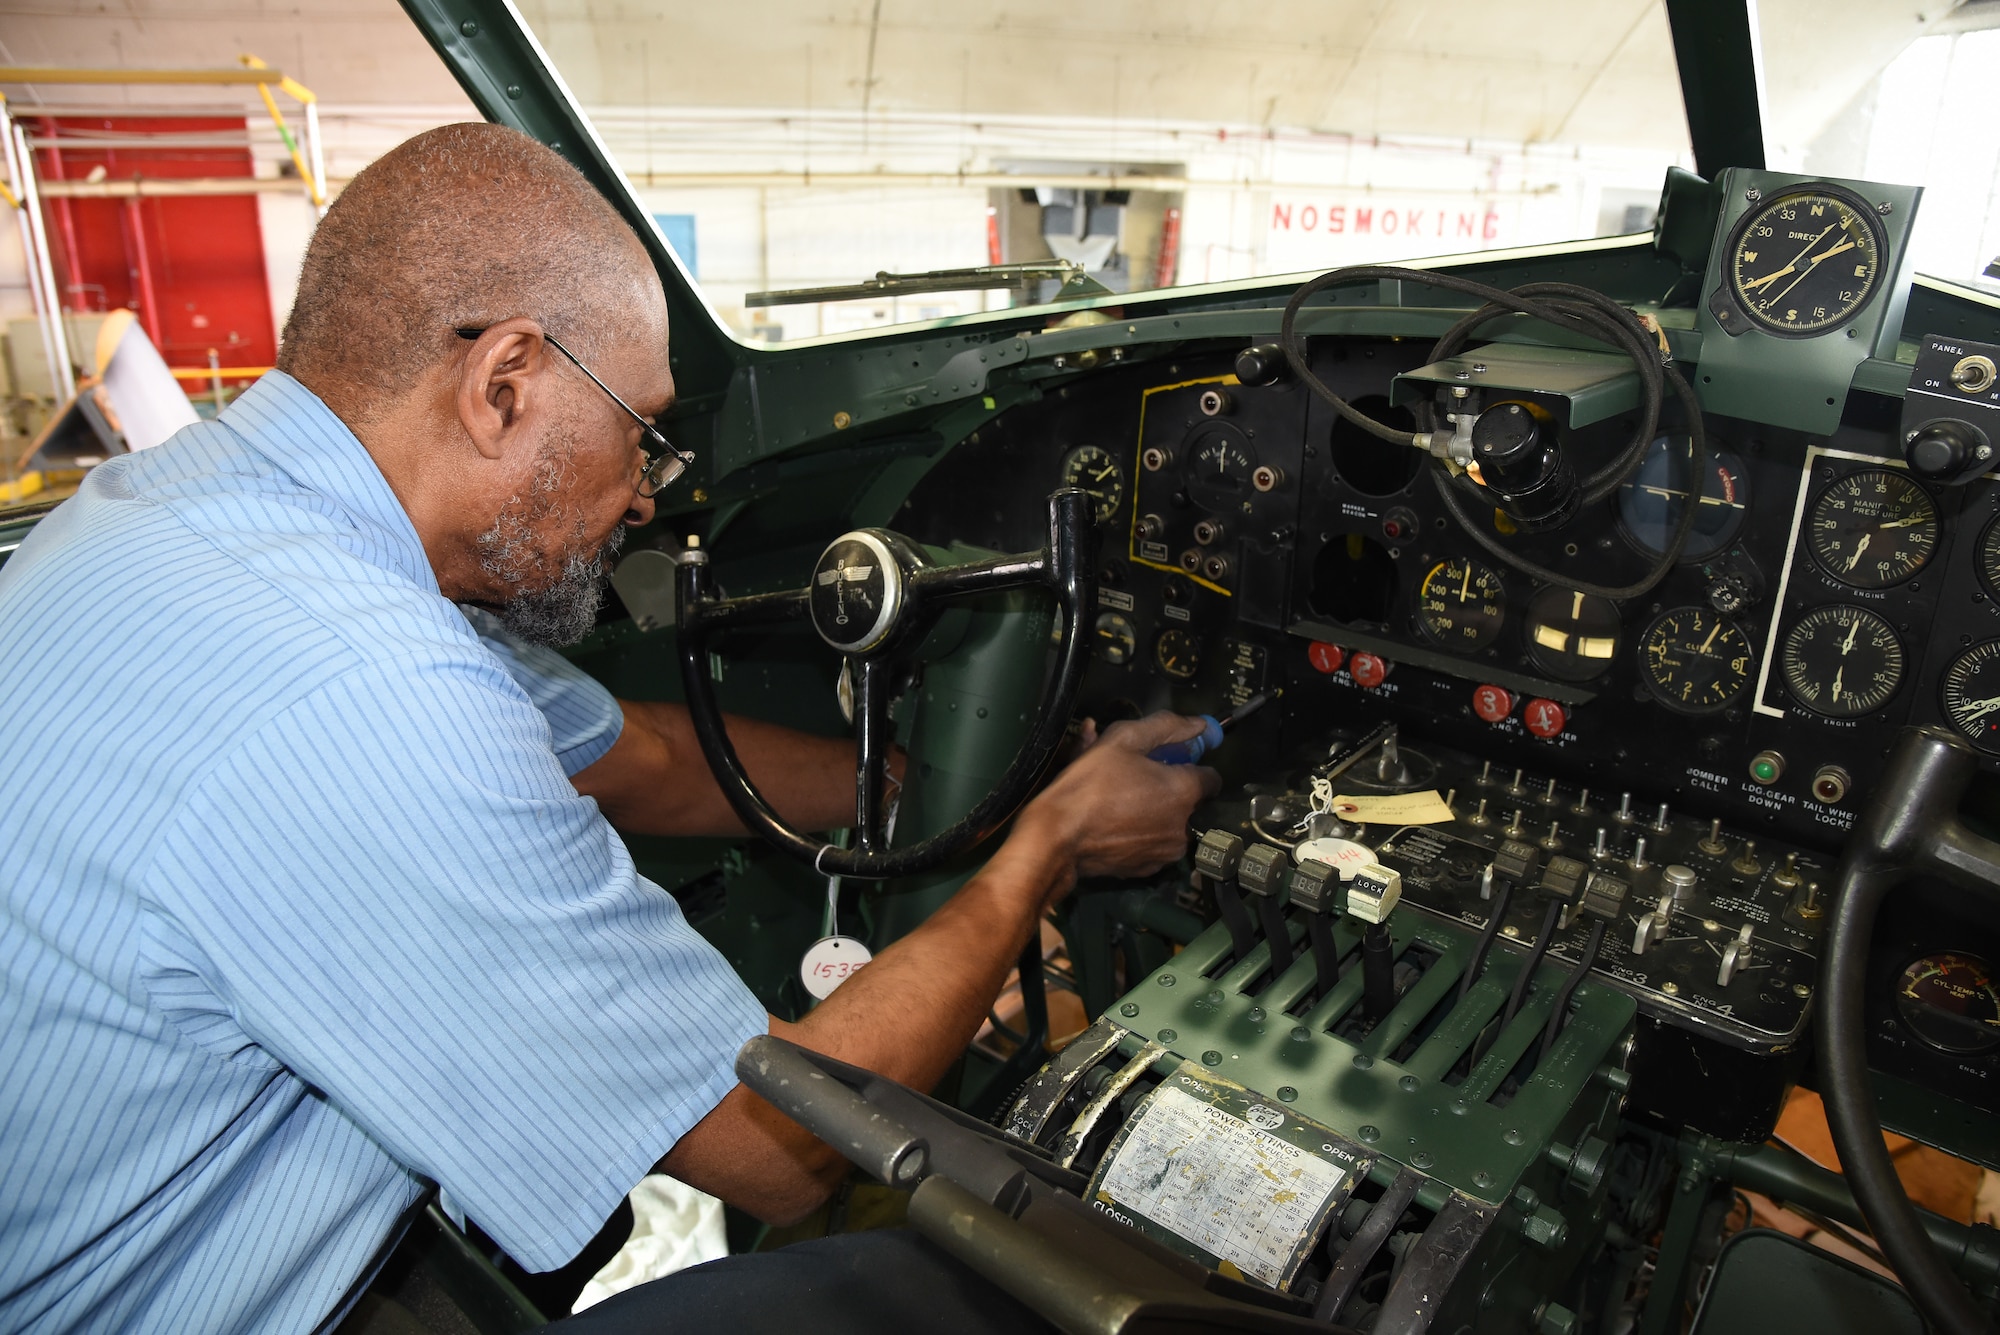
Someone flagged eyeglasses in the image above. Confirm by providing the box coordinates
[455,326,692,498]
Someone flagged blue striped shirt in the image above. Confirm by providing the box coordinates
[0,372,766,1334]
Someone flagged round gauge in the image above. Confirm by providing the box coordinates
[1807,469,1937,590]
[1780,605,1904,718]
[1617,435,1750,560]
[1416,557,1507,651]
[1093,611,1138,665]
[1978,515,2000,602]
[1060,444,1125,524]
[1940,641,2000,753]
[1896,953,2000,1055]
[1524,585,1622,683]
[1154,627,1202,680]
[1639,607,1753,714]
[1725,185,1886,337]
[1182,423,1257,511]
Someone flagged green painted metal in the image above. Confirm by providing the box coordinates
[1391,342,1640,429]
[1103,906,1635,1210]
[1692,167,1924,434]
[1662,0,1767,180]
[866,571,1055,944]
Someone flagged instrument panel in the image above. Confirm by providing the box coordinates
[899,336,2000,857]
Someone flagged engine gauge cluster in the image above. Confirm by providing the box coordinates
[1896,953,2000,1055]
[1781,604,1904,717]
[1807,468,1938,590]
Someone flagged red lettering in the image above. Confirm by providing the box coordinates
[1355,207,1373,233]
[1271,202,1292,231]
[1405,209,1423,235]
[1456,212,1475,238]
[1434,210,1443,236]
[1300,204,1319,231]
[1483,210,1500,241]
[1329,205,1346,233]
[1381,208,1399,234]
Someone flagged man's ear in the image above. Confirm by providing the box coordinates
[455,318,551,463]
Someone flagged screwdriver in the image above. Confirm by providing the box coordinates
[1146,689,1281,765]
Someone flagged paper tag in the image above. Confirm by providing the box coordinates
[800,935,872,1000]
[1331,791,1455,825]
[1095,1084,1347,1288]
[1292,836,1376,877]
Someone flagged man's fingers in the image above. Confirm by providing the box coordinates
[1099,710,1208,754]
[1189,764,1223,800]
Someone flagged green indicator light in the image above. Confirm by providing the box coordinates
[1751,760,1776,781]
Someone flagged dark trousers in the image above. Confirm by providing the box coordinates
[538,1229,1054,1335]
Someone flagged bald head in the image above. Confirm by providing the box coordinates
[278,122,664,421]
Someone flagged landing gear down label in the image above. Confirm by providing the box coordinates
[1088,1063,1368,1290]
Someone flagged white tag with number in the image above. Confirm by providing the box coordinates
[800,935,873,1000]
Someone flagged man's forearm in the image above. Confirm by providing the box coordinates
[657,810,1073,1222]
[577,699,861,836]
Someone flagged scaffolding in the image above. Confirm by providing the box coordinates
[0,57,324,411]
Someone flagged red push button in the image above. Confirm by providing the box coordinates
[1523,697,1568,739]
[1472,684,1514,723]
[1349,652,1389,689]
[1307,641,1345,674]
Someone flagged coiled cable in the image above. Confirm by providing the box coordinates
[1278,265,1707,601]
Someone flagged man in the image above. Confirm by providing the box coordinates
[0,123,1215,1334]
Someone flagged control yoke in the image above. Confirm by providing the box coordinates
[675,489,1095,879]
[1819,726,2000,1335]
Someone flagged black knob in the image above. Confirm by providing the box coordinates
[1473,402,1540,466]
[1234,342,1288,386]
[1906,421,1974,480]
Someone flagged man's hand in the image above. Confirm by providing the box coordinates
[660,710,1218,1224]
[1017,712,1221,888]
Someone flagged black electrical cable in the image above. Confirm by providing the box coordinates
[1455,875,1515,1002]
[1535,916,1608,1068]
[1278,265,1707,601]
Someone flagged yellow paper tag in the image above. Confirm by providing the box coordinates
[1331,791,1455,825]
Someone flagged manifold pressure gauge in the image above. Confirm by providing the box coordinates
[1060,444,1126,524]
[1780,604,1904,718]
[1940,641,2000,753]
[1724,185,1887,337]
[1640,606,1752,714]
[1808,469,1937,590]
[1415,557,1506,651]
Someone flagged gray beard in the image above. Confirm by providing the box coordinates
[475,445,627,647]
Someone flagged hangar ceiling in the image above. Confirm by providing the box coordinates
[0,0,1969,159]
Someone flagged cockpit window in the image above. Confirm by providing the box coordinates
[514,1,1705,345]
[1755,7,2000,290]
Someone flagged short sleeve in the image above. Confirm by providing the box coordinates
[460,605,623,775]
[141,652,767,1271]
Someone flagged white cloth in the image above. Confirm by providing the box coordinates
[572,1177,730,1311]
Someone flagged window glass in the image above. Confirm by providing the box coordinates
[1759,1,2000,290]
[517,1,1697,343]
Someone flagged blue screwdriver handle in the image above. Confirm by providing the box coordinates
[1147,716,1225,765]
